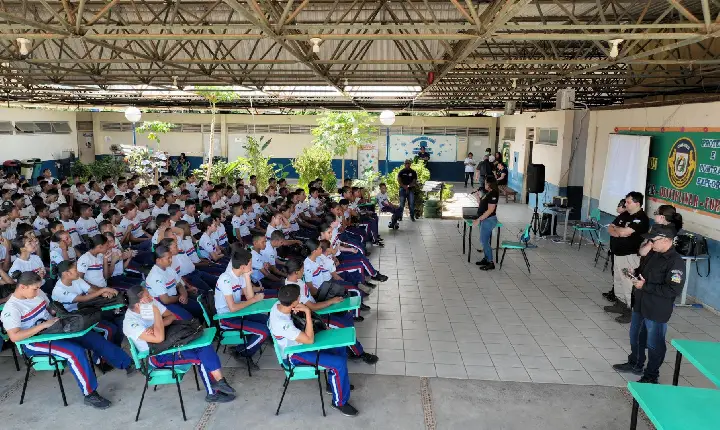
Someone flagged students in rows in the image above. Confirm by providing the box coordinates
[123,285,236,403]
[2,271,135,409]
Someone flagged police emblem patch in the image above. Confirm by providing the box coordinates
[667,138,697,190]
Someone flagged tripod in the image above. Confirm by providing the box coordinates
[529,193,541,235]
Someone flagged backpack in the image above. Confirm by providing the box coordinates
[291,309,327,333]
[316,281,347,303]
[675,234,711,276]
[149,319,204,355]
[39,302,102,334]
[77,291,128,310]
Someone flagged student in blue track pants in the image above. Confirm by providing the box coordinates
[214,248,270,361]
[123,285,237,403]
[1,271,135,409]
[269,284,357,416]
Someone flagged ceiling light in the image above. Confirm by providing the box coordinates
[511,78,517,89]
[16,38,31,56]
[608,39,623,58]
[379,110,396,126]
[310,38,322,54]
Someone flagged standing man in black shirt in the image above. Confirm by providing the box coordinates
[475,155,492,191]
[604,191,649,323]
[472,176,500,271]
[612,225,684,384]
[397,159,418,222]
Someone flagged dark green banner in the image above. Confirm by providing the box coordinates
[621,131,720,217]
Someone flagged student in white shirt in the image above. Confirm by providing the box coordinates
[197,218,228,265]
[269,282,357,416]
[32,204,50,233]
[76,204,100,240]
[210,210,229,248]
[151,195,169,218]
[58,204,83,250]
[74,182,91,204]
[250,234,283,289]
[119,204,152,250]
[174,220,225,277]
[52,260,124,346]
[213,248,269,361]
[122,285,236,403]
[145,244,199,320]
[2,271,134,409]
[230,203,251,245]
[49,230,77,268]
[9,236,46,290]
[181,200,200,236]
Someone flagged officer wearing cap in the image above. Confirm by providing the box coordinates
[397,159,418,222]
[612,225,684,384]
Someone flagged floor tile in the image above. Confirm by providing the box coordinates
[526,368,563,383]
[558,370,595,385]
[496,366,531,382]
[375,361,406,376]
[519,355,554,370]
[465,365,500,380]
[405,362,437,377]
[435,364,468,379]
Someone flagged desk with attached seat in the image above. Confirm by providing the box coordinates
[461,207,502,263]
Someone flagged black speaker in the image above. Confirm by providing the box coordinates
[527,163,545,194]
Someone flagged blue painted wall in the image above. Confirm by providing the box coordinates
[582,194,720,311]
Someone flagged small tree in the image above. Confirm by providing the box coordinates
[195,87,241,180]
[311,111,377,181]
[293,144,337,191]
[136,121,176,151]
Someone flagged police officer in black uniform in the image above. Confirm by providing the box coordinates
[612,225,685,384]
[397,159,418,222]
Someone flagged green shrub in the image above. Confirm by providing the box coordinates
[293,144,337,191]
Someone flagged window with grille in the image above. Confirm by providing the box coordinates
[537,128,559,146]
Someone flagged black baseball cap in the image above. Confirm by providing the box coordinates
[642,224,677,240]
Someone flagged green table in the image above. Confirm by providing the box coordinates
[284,327,356,355]
[14,323,98,350]
[670,339,720,387]
[628,382,720,430]
[462,213,502,263]
[315,296,361,316]
[137,327,217,360]
[214,298,278,320]
[101,303,126,312]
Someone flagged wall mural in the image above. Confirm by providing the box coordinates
[388,135,457,162]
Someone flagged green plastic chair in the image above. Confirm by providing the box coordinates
[499,224,533,274]
[571,208,601,250]
[271,334,329,416]
[594,224,613,272]
[196,294,253,376]
[129,338,200,422]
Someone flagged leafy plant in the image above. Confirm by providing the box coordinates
[194,159,231,184]
[136,121,176,151]
[311,111,377,180]
[122,145,167,185]
[70,160,91,180]
[195,87,242,180]
[170,158,191,178]
[292,144,337,191]
[84,157,127,180]
[242,136,279,191]
[353,166,381,190]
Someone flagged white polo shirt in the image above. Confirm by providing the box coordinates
[8,255,46,286]
[0,291,52,330]
[146,265,180,298]
[52,278,92,312]
[268,302,301,357]
[77,251,107,288]
[60,219,82,247]
[214,270,246,315]
[123,299,168,353]
[76,217,100,238]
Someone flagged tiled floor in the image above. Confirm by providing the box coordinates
[244,187,720,389]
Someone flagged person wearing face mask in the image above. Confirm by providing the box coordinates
[122,285,236,403]
[2,271,135,409]
[611,225,684,384]
[604,192,650,322]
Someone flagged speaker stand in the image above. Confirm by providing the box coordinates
[529,194,541,236]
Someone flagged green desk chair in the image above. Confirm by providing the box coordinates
[1,326,21,371]
[271,334,329,417]
[129,339,200,422]
[499,224,533,274]
[570,208,600,250]
[593,224,613,272]
[196,294,252,376]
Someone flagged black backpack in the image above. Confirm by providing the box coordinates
[675,233,711,276]
[316,281,347,303]
[291,309,327,333]
[77,291,128,310]
[39,302,102,335]
[149,319,204,355]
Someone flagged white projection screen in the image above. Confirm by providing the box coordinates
[599,134,652,214]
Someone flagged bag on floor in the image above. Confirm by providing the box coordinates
[39,302,102,334]
[316,281,347,302]
[291,309,327,333]
[149,319,204,355]
[675,233,710,276]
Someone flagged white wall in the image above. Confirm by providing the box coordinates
[0,107,78,161]
[585,101,720,239]
[498,110,574,185]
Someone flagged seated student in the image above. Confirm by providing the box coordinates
[174,220,225,277]
[151,194,169,218]
[214,248,270,363]
[118,203,152,250]
[318,239,370,313]
[210,209,229,250]
[328,202,365,254]
[94,201,112,223]
[231,202,251,246]
[50,230,77,269]
[159,237,218,292]
[269,283,358,416]
[9,236,47,292]
[76,203,100,241]
[32,203,50,234]
[250,235,284,289]
[134,197,153,229]
[265,230,290,276]
[294,251,377,364]
[52,260,124,349]
[146,245,201,320]
[152,214,184,249]
[168,203,183,227]
[376,182,401,229]
[122,285,236,403]
[319,222,387,284]
[2,271,135,409]
[78,234,136,292]
[181,200,201,237]
[198,200,213,223]
[58,204,84,251]
[197,218,230,266]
